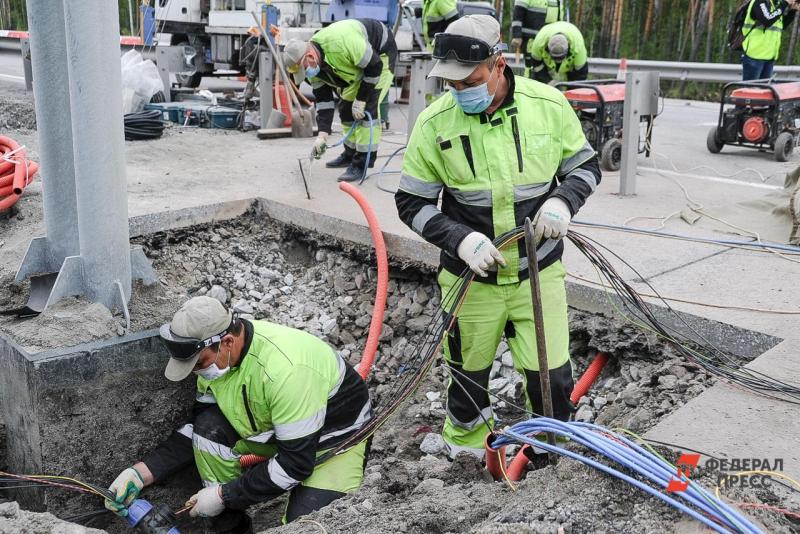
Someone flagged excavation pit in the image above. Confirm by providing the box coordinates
[0,201,794,533]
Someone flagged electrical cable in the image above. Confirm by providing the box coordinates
[124,109,165,141]
[492,419,763,534]
[566,270,800,315]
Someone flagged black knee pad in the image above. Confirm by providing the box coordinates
[523,361,576,421]
[193,405,241,447]
[285,485,346,523]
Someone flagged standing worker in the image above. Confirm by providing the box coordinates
[510,0,562,77]
[283,19,398,182]
[104,296,372,531]
[741,0,798,81]
[395,15,601,459]
[419,0,460,50]
[529,20,588,84]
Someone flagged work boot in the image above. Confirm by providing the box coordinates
[325,146,355,168]
[337,162,367,183]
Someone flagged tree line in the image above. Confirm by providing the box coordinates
[563,0,800,64]
[3,0,799,65]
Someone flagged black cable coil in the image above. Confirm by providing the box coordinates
[124,109,165,141]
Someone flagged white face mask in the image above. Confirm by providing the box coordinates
[194,347,231,381]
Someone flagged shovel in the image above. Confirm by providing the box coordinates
[250,13,313,137]
[265,58,289,129]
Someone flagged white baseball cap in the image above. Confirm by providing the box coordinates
[159,296,233,381]
[428,15,503,81]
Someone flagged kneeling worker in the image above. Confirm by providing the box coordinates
[529,20,588,84]
[104,296,372,530]
[396,15,600,458]
[283,19,398,182]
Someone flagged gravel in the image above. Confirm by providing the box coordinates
[1,212,794,533]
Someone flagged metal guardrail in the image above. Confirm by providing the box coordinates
[504,55,800,82]
[6,32,800,83]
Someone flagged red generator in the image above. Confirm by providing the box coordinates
[707,80,800,162]
[558,80,655,172]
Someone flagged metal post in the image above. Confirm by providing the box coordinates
[60,0,132,309]
[407,53,432,138]
[523,218,557,462]
[258,50,274,129]
[15,0,157,322]
[619,72,640,196]
[619,71,660,196]
[20,37,32,91]
[18,0,80,276]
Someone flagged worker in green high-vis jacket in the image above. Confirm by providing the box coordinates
[529,20,587,84]
[283,19,398,182]
[419,0,460,50]
[395,15,601,459]
[104,297,372,532]
[741,0,798,80]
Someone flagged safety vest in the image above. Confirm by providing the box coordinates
[530,21,587,81]
[514,0,562,38]
[423,0,459,49]
[400,72,594,284]
[309,19,393,101]
[195,320,366,447]
[311,19,384,88]
[743,0,784,61]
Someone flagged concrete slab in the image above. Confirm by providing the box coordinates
[2,81,800,505]
[0,330,195,514]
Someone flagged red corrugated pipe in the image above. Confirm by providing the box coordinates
[0,136,39,212]
[238,184,390,468]
[491,351,611,481]
[337,182,389,380]
[570,351,610,404]
[484,433,508,482]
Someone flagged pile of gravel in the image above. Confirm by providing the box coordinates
[0,212,766,534]
[0,94,36,131]
[0,501,104,534]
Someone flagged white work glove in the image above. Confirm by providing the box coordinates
[187,485,226,518]
[510,37,523,52]
[104,467,145,516]
[533,197,572,243]
[457,232,507,277]
[351,100,367,120]
[311,132,328,159]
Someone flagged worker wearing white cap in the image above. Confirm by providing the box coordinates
[283,19,398,182]
[529,20,588,84]
[104,296,372,529]
[395,15,601,459]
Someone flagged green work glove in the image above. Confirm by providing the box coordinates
[104,467,145,517]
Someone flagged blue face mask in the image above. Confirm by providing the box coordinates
[450,67,499,114]
[305,64,320,79]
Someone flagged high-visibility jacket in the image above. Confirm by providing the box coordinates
[530,21,588,83]
[396,68,601,285]
[143,319,371,509]
[422,0,459,50]
[512,0,562,40]
[309,18,396,134]
[743,0,794,61]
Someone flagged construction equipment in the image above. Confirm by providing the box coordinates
[558,79,655,172]
[155,0,318,88]
[707,79,800,162]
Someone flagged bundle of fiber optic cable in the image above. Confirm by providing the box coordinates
[491,419,763,534]
[124,109,165,141]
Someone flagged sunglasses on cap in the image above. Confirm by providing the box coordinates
[432,34,504,64]
[158,323,233,361]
